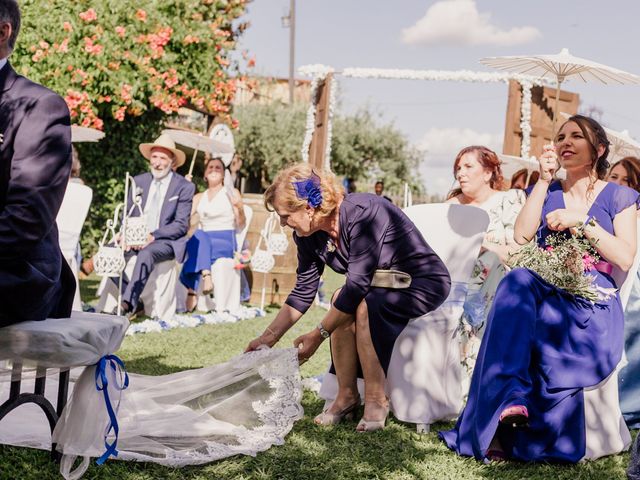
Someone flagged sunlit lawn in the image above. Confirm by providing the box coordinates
[0,271,633,479]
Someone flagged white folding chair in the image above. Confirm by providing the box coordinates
[581,222,640,460]
[318,204,490,432]
[56,182,93,311]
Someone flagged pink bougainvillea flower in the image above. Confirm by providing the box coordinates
[79,8,97,22]
[135,9,147,22]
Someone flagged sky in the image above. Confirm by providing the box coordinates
[236,0,640,196]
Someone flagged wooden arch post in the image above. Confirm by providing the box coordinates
[307,73,333,171]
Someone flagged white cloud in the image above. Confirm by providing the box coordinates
[402,0,540,47]
[418,127,503,166]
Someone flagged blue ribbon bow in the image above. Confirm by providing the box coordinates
[94,354,130,465]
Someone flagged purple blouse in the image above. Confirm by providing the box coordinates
[285,193,451,315]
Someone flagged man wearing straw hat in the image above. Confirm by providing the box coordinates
[0,0,76,325]
[118,134,195,317]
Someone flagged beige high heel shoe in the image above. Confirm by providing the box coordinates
[314,398,360,426]
[356,401,389,432]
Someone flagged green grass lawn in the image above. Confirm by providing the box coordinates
[0,271,633,479]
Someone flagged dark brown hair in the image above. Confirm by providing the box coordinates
[609,156,640,193]
[557,114,610,180]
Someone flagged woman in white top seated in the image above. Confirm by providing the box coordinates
[446,146,525,378]
[180,156,246,312]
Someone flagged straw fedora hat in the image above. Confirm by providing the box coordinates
[139,134,186,168]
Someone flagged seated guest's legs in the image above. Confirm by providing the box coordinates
[123,241,174,312]
[354,299,389,431]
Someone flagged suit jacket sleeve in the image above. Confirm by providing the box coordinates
[151,180,195,241]
[0,92,71,257]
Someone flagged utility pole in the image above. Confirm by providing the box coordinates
[282,0,296,104]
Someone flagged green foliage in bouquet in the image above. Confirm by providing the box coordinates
[11,0,250,254]
[507,232,603,302]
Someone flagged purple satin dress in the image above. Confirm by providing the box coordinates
[440,181,639,462]
[285,193,451,373]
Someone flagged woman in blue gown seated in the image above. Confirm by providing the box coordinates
[606,156,640,428]
[440,115,639,462]
[245,163,451,432]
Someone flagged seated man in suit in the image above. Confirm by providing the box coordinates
[0,0,75,325]
[118,134,195,317]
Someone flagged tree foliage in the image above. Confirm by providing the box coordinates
[234,103,423,194]
[11,0,250,254]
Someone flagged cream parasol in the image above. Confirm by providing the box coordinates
[481,48,640,131]
[162,128,234,175]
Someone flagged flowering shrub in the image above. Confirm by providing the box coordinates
[13,0,249,129]
[11,0,251,253]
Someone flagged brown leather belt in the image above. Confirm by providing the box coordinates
[370,269,412,289]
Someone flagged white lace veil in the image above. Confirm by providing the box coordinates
[0,348,303,479]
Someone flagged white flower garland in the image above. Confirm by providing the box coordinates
[298,65,553,166]
[519,80,533,159]
[323,78,337,170]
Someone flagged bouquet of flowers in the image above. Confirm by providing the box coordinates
[507,232,613,302]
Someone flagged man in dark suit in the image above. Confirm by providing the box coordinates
[0,0,75,326]
[118,134,195,316]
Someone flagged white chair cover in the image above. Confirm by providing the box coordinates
[319,203,490,427]
[56,182,93,312]
[96,258,177,321]
[581,223,640,460]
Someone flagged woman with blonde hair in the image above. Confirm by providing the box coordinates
[245,163,451,431]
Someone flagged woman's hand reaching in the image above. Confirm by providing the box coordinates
[293,328,324,364]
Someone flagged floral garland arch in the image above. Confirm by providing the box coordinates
[298,64,553,168]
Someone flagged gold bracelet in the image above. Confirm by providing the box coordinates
[264,326,278,339]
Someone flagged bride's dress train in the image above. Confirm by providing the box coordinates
[0,348,303,477]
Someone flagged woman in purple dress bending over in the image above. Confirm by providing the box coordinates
[245,163,450,431]
[440,115,639,462]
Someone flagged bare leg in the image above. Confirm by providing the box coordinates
[202,270,213,294]
[186,289,198,312]
[354,300,389,429]
[315,288,359,423]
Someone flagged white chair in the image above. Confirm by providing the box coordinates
[96,257,178,321]
[581,223,640,460]
[318,203,490,431]
[56,182,93,312]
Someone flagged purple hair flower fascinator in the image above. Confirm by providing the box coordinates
[292,171,323,208]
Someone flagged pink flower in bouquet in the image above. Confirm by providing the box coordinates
[79,8,97,22]
[545,246,554,252]
[63,21,73,32]
[583,254,597,271]
[115,26,126,38]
